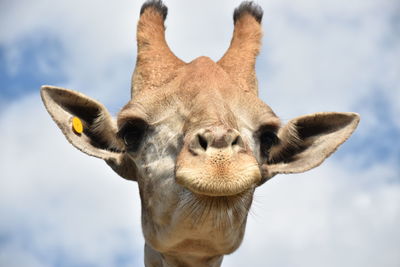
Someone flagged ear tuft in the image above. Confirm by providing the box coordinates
[140,0,168,21]
[233,1,264,24]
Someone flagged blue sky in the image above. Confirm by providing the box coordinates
[1,0,399,266]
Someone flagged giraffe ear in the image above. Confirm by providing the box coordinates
[40,85,137,181]
[261,112,360,180]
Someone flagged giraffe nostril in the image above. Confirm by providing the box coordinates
[197,134,208,151]
[231,135,244,149]
[232,136,239,146]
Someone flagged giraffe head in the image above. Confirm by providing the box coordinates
[41,0,359,263]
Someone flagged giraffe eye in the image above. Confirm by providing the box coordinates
[258,128,279,157]
[118,119,148,152]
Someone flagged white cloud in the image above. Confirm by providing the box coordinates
[0,0,399,266]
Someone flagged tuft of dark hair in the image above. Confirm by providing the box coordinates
[233,1,263,24]
[140,0,168,21]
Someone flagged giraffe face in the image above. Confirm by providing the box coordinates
[117,57,278,197]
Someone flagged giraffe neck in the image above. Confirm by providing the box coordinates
[144,244,224,267]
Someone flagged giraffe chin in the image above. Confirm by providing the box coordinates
[175,165,261,197]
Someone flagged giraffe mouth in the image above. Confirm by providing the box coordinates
[176,168,260,196]
[175,151,261,197]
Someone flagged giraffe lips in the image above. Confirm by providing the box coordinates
[175,154,261,196]
[176,171,260,196]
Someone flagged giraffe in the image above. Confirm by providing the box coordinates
[40,1,360,266]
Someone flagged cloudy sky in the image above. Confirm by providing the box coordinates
[1,0,399,266]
